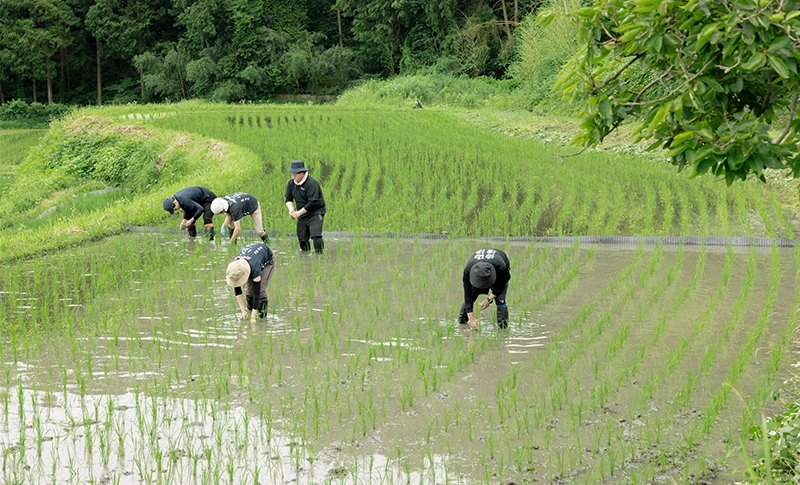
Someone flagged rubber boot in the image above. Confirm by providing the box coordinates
[458,304,469,324]
[258,298,269,318]
[299,240,311,252]
[496,306,509,329]
[187,225,197,238]
[312,236,324,254]
[205,225,214,241]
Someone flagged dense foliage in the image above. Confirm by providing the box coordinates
[549,0,800,185]
[0,99,71,127]
[0,0,535,105]
[749,403,800,483]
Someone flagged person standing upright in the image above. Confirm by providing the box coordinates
[211,192,269,245]
[459,248,511,331]
[285,160,326,253]
[163,186,217,240]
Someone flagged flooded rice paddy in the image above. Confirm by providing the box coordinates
[1,233,798,484]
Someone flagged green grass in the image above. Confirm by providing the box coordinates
[0,129,45,195]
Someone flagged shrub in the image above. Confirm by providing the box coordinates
[211,81,247,103]
[749,403,800,482]
[0,100,71,126]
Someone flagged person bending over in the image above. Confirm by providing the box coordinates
[211,192,269,245]
[225,243,276,323]
[163,186,217,240]
[459,248,511,331]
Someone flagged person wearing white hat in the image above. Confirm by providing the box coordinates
[211,192,269,244]
[459,248,511,331]
[226,243,275,323]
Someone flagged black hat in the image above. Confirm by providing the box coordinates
[469,262,496,289]
[288,160,308,173]
[163,197,175,215]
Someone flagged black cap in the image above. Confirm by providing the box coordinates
[469,262,496,289]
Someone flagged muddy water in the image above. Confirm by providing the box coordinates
[1,234,797,484]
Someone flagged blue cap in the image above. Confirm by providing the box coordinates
[163,197,175,215]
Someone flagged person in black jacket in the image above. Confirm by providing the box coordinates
[285,160,327,253]
[459,248,511,331]
[225,243,276,323]
[163,186,217,240]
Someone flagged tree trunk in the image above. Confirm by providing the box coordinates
[139,67,145,100]
[60,47,66,103]
[0,80,5,104]
[47,57,53,105]
[514,0,518,24]
[96,37,102,106]
[500,0,511,39]
[66,46,71,91]
[178,72,186,99]
[33,78,37,103]
[337,9,344,48]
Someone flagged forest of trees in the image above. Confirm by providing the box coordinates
[0,0,542,106]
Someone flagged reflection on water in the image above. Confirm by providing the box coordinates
[0,389,309,485]
[1,387,465,485]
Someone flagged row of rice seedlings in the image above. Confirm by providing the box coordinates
[396,247,651,482]
[441,243,792,483]
[608,249,783,483]
[638,247,792,482]
[514,248,677,479]
[738,247,800,431]
[147,106,790,238]
[3,229,797,484]
[0,130,45,168]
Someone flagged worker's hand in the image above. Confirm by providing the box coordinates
[480,298,492,311]
[239,310,248,320]
[290,210,300,219]
[179,220,187,230]
[469,317,479,331]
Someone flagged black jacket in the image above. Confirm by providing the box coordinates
[175,186,215,221]
[285,175,326,219]
[463,248,511,307]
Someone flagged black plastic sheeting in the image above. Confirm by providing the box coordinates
[122,224,798,247]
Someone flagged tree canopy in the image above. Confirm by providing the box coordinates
[547,0,800,184]
[0,0,531,106]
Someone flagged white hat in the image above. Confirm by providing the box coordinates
[211,197,229,214]
[226,259,250,287]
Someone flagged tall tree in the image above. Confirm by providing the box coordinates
[85,0,166,105]
[1,0,77,104]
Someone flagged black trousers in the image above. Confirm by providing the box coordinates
[297,214,324,251]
